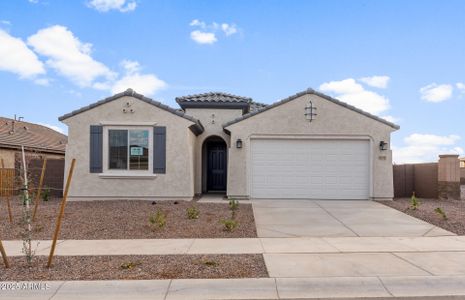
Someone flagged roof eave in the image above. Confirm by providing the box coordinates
[58,89,205,135]
[223,88,400,130]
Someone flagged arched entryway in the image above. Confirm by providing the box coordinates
[202,136,228,193]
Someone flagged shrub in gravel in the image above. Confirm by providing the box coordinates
[221,219,238,232]
[187,206,199,219]
[229,199,239,219]
[120,261,141,270]
[42,187,50,202]
[149,209,166,230]
[434,207,448,220]
[410,192,420,210]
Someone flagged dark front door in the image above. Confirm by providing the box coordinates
[207,142,227,191]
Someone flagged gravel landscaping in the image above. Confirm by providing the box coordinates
[0,198,257,240]
[0,254,268,280]
[378,194,465,235]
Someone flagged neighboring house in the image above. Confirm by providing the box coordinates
[0,117,67,168]
[59,88,399,201]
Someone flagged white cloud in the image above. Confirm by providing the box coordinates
[28,0,39,3]
[189,19,238,44]
[189,19,206,29]
[393,133,463,163]
[111,74,166,96]
[221,23,238,36]
[38,123,65,134]
[0,20,11,26]
[359,75,390,89]
[319,78,364,94]
[319,78,390,115]
[420,83,453,102]
[120,59,141,75]
[190,30,217,45]
[0,29,45,78]
[87,0,136,12]
[456,82,465,95]
[27,25,116,87]
[111,59,166,96]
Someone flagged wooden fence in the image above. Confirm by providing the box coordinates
[28,159,65,197]
[393,163,438,198]
[0,168,14,197]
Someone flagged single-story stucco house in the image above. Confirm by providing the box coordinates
[58,88,399,201]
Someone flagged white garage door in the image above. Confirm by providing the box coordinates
[251,139,370,199]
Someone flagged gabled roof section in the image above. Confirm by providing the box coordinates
[223,88,400,130]
[58,89,204,135]
[0,117,67,154]
[176,92,253,113]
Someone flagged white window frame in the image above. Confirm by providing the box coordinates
[100,125,154,178]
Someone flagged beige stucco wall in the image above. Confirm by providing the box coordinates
[225,93,396,200]
[184,108,243,194]
[62,96,197,200]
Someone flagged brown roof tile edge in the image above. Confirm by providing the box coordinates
[58,89,204,135]
[223,88,400,130]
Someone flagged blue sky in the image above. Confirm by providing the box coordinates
[0,0,464,163]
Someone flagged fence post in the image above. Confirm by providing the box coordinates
[1,159,13,223]
[32,158,47,221]
[438,154,461,200]
[0,239,9,268]
[47,158,75,268]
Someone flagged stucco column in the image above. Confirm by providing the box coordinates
[438,154,461,200]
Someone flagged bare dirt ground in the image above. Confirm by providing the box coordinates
[0,254,268,280]
[0,198,257,240]
[378,188,465,235]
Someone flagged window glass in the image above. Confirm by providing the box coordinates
[109,130,128,170]
[129,130,149,170]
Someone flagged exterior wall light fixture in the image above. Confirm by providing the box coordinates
[236,139,243,149]
[379,141,388,151]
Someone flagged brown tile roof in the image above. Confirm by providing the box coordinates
[175,92,252,103]
[0,117,67,154]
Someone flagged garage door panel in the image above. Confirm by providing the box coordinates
[251,139,370,199]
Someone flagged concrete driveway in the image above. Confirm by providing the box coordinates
[252,200,454,237]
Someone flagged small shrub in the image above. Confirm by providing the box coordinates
[434,207,448,220]
[42,186,50,202]
[187,206,200,219]
[229,199,239,211]
[410,192,420,210]
[120,261,141,270]
[149,209,166,229]
[221,219,238,232]
[202,260,218,267]
[229,199,239,219]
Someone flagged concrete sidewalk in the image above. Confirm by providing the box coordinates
[3,277,465,299]
[4,237,465,299]
[4,236,465,256]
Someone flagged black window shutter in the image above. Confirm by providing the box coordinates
[153,126,166,174]
[89,125,103,173]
